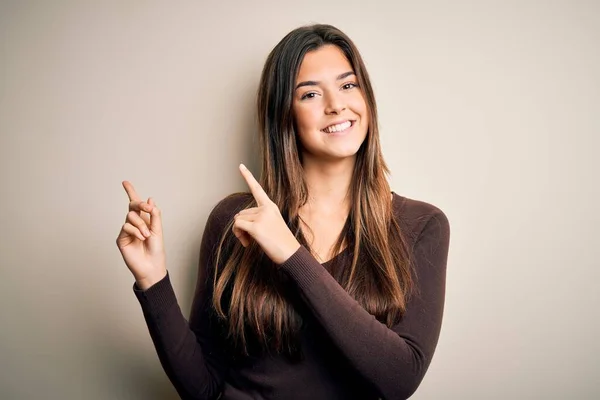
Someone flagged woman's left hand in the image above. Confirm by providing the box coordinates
[233,163,301,265]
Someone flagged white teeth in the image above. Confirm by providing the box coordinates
[324,121,352,133]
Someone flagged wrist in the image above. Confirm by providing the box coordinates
[135,269,167,291]
[274,239,301,265]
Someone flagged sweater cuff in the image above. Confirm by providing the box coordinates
[278,246,323,289]
[132,271,177,317]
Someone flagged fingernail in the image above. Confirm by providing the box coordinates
[240,163,246,170]
[143,228,150,237]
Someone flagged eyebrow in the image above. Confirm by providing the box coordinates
[295,71,356,90]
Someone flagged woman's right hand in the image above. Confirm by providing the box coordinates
[116,181,167,291]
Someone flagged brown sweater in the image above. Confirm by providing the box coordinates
[133,192,450,400]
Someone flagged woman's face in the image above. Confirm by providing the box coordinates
[292,45,369,162]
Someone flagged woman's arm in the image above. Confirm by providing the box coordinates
[278,209,450,400]
[133,201,233,400]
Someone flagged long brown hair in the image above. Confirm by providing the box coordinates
[213,24,414,356]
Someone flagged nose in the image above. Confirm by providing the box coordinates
[324,91,346,115]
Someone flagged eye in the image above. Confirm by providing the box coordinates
[342,82,359,90]
[301,92,319,100]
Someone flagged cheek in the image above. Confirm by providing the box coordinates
[352,98,369,130]
[293,105,321,131]
[351,94,368,117]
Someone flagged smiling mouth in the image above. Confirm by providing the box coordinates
[321,120,355,134]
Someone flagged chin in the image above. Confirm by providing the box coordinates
[321,145,363,161]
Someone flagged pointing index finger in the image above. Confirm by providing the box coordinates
[239,164,269,206]
[122,180,141,202]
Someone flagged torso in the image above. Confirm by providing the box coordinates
[204,190,443,400]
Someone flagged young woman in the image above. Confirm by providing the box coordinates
[116,24,450,400]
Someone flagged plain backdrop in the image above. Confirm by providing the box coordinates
[1,1,598,399]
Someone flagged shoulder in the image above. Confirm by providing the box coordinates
[199,192,254,260]
[205,192,254,231]
[391,192,450,246]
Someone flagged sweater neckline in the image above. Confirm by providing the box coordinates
[320,191,402,266]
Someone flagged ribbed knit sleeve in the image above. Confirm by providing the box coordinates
[278,208,450,400]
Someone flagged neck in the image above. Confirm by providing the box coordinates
[301,154,355,214]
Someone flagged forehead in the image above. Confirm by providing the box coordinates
[296,44,353,80]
